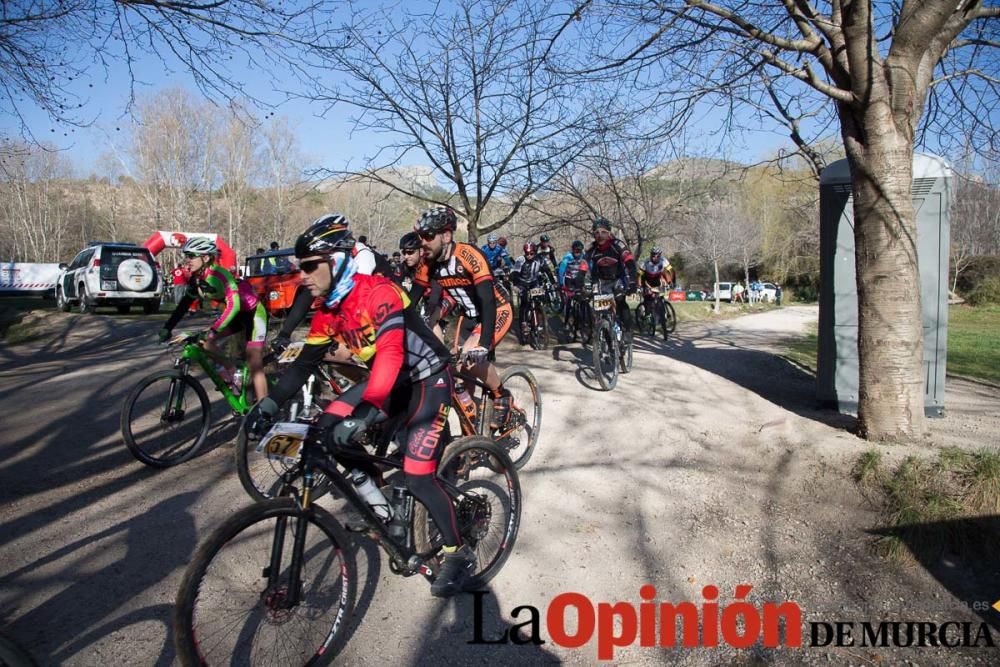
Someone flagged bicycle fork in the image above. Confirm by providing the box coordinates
[163,361,190,422]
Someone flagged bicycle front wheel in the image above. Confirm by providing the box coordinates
[174,499,356,666]
[529,302,547,350]
[661,299,677,337]
[235,415,333,503]
[412,436,521,589]
[482,366,542,469]
[592,320,618,390]
[120,370,210,468]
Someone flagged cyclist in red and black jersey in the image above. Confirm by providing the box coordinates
[585,217,638,331]
[246,216,475,598]
[413,206,515,429]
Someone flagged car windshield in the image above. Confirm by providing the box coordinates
[245,252,298,278]
[100,247,151,278]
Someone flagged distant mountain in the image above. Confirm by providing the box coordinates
[645,157,743,181]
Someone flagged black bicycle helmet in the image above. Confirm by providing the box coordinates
[539,233,550,243]
[415,206,457,234]
[295,213,355,258]
[571,239,584,252]
[399,231,422,250]
[592,217,612,232]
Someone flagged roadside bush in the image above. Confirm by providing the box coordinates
[964,275,1000,306]
[955,255,1000,295]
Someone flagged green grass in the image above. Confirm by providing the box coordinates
[853,447,1000,563]
[947,304,1000,385]
[782,321,818,372]
[776,305,1000,384]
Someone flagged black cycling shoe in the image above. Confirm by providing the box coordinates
[430,545,476,597]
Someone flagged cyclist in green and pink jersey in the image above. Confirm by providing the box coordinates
[160,237,269,400]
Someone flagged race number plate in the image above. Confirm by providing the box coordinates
[528,287,544,298]
[593,295,614,311]
[278,341,305,364]
[257,422,310,464]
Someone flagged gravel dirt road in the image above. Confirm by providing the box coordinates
[1,305,997,665]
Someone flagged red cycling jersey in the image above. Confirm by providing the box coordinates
[305,274,450,410]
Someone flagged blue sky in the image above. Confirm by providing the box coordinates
[0,40,798,181]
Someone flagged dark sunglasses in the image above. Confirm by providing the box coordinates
[417,231,437,241]
[183,252,200,259]
[299,258,327,274]
[401,249,419,256]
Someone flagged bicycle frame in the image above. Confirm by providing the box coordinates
[275,440,449,602]
[174,341,253,414]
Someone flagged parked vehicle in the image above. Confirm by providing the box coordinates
[0,262,60,297]
[713,281,734,302]
[243,249,304,317]
[760,282,780,303]
[56,243,162,314]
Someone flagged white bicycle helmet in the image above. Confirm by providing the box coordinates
[181,237,218,256]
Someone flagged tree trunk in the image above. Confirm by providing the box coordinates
[844,133,926,440]
[713,259,721,313]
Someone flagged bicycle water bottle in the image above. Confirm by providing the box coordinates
[231,368,244,393]
[613,321,622,341]
[454,380,477,422]
[349,469,393,522]
[387,485,414,543]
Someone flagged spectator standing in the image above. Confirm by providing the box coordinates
[733,281,745,304]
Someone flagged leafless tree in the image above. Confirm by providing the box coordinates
[304,0,604,242]
[561,0,1000,439]
[951,170,1000,292]
[0,1,344,145]
[0,142,74,261]
[123,88,219,231]
[677,196,747,312]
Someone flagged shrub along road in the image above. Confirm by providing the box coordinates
[0,306,997,665]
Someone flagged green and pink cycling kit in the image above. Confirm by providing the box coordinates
[166,265,268,348]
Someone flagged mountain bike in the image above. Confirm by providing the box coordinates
[120,332,272,468]
[174,423,520,666]
[634,286,677,340]
[237,356,542,502]
[235,343,368,502]
[520,283,549,350]
[540,272,562,314]
[563,284,593,345]
[590,283,633,391]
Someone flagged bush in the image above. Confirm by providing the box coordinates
[964,275,1000,306]
[955,255,1000,295]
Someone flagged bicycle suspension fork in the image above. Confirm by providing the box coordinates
[267,470,316,607]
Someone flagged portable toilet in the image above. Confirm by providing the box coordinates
[817,153,952,417]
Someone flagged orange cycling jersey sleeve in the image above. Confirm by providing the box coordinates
[413,262,430,287]
[455,243,493,285]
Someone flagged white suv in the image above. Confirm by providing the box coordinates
[56,243,162,314]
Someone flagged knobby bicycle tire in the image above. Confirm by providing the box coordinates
[482,366,542,469]
[662,299,677,337]
[411,436,521,590]
[592,319,618,391]
[234,416,334,503]
[174,499,356,667]
[120,370,211,468]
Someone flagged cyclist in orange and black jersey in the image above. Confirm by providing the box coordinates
[413,206,515,429]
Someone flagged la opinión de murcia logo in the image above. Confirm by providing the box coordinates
[468,586,999,660]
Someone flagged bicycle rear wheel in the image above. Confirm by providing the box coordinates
[120,370,210,468]
[174,499,355,666]
[482,366,542,469]
[412,436,521,589]
[592,320,618,390]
